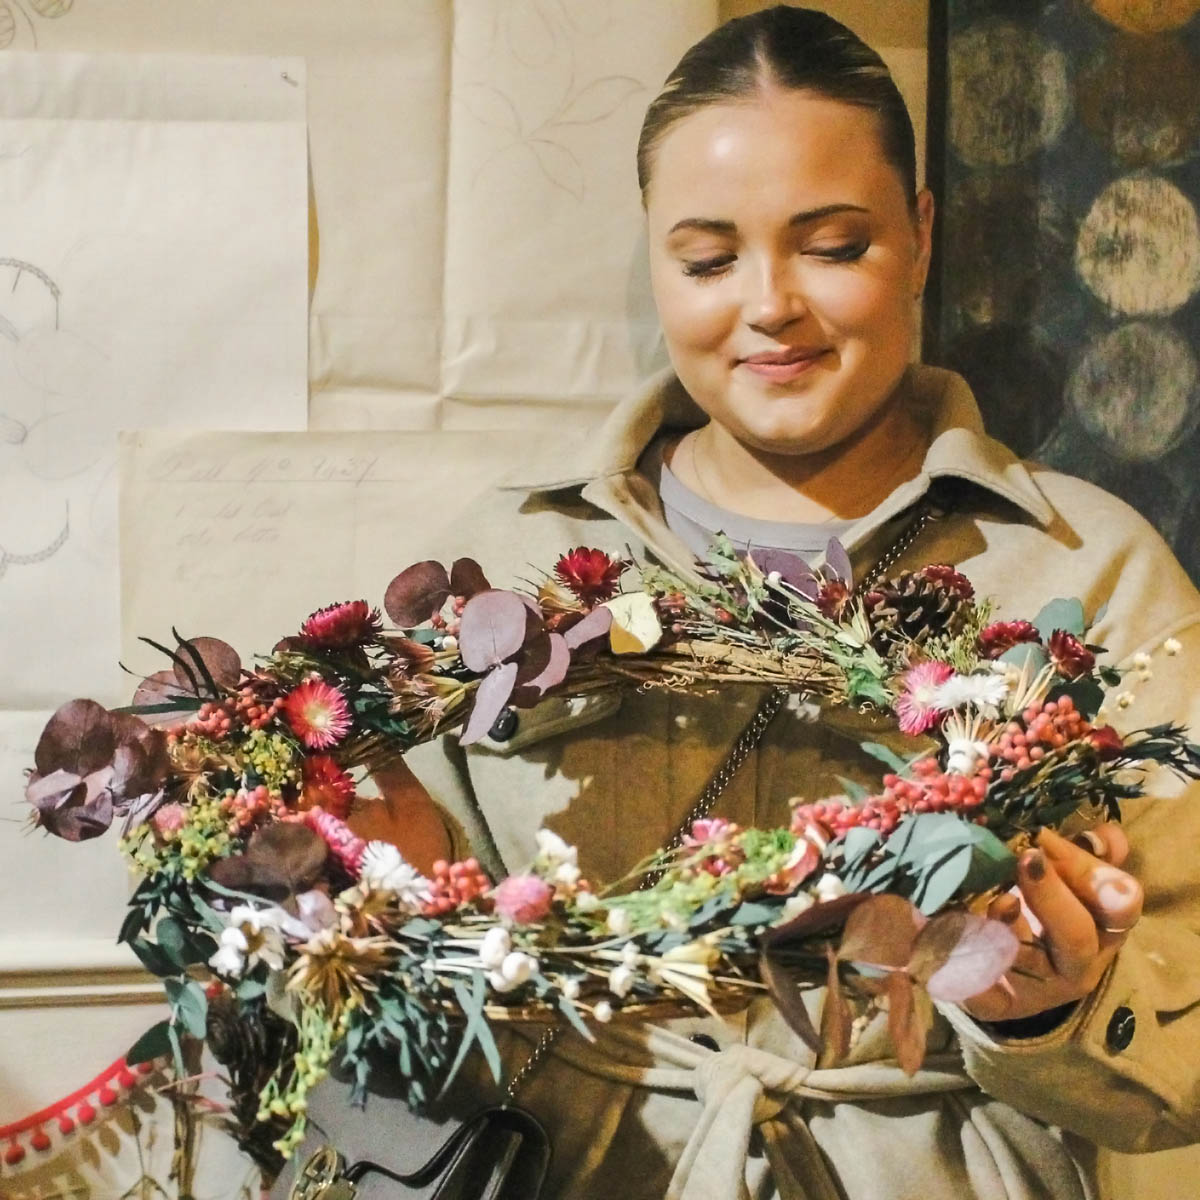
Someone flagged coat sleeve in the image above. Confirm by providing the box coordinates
[945,604,1200,1153]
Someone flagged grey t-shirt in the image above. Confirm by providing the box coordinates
[642,436,855,563]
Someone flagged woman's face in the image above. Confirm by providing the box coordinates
[646,89,933,456]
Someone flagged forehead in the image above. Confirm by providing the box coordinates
[646,90,904,227]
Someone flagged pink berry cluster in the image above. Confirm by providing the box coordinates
[167,685,284,742]
[423,857,492,916]
[792,759,992,840]
[993,696,1088,782]
[219,783,286,834]
[430,596,467,637]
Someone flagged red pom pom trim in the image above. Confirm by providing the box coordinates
[0,1055,159,1160]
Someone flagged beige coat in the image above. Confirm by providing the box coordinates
[401,365,1200,1199]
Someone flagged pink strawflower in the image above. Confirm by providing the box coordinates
[151,802,187,838]
[492,874,554,924]
[895,661,955,735]
[683,817,738,847]
[283,679,352,749]
[299,600,382,649]
[299,806,367,875]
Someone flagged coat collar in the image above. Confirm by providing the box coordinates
[499,365,1056,579]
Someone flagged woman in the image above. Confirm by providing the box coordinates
[358,9,1200,1197]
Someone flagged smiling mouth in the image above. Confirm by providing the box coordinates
[737,348,830,381]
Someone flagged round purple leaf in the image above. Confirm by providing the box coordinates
[458,590,531,673]
[384,560,451,628]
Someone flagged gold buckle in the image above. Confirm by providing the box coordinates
[289,1146,357,1200]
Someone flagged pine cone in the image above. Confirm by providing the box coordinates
[864,565,974,647]
[207,991,294,1179]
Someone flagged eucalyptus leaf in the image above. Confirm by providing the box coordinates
[125,1019,172,1066]
[459,590,531,672]
[859,742,915,774]
[1033,597,1085,640]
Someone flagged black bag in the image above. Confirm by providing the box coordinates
[289,1105,550,1200]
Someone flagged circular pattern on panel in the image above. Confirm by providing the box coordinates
[948,22,1071,167]
[1088,0,1200,35]
[1066,321,1200,461]
[942,172,1074,333]
[1075,175,1200,315]
[1076,35,1200,167]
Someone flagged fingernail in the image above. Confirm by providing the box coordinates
[1021,849,1046,881]
[988,894,1021,924]
[1072,830,1107,858]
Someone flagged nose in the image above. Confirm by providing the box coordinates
[743,255,805,335]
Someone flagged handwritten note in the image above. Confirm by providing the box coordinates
[118,430,547,667]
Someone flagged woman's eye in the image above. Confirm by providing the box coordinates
[809,241,867,262]
[682,255,735,279]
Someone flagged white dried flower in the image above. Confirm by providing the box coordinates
[535,829,577,866]
[766,570,782,585]
[621,941,641,967]
[780,892,816,922]
[814,872,848,903]
[360,841,404,886]
[553,861,581,888]
[931,672,1009,716]
[209,905,287,976]
[440,635,458,651]
[561,976,581,1000]
[1117,691,1136,710]
[1133,652,1153,670]
[608,964,635,998]
[359,841,433,911]
[479,926,511,970]
[1164,637,1182,656]
[606,907,632,936]
[574,890,600,913]
[945,738,991,776]
[593,1000,613,1023]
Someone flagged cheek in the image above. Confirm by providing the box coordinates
[808,271,904,335]
[652,269,737,351]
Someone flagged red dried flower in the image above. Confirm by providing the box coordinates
[816,579,854,621]
[1086,725,1124,761]
[918,564,975,600]
[300,755,356,819]
[299,601,382,650]
[979,619,1041,659]
[1048,630,1096,680]
[283,679,352,749]
[553,547,627,605]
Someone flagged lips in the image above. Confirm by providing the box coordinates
[737,346,830,382]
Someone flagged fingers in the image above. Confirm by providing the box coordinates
[1067,823,1130,868]
[1015,849,1099,979]
[1038,828,1143,944]
[986,892,1021,925]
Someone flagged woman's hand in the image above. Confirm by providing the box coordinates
[963,825,1143,1024]
[346,759,453,875]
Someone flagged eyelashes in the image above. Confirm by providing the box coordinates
[680,242,869,280]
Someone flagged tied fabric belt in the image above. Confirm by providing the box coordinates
[546,1024,976,1200]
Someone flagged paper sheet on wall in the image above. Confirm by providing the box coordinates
[0,53,308,710]
[118,429,552,669]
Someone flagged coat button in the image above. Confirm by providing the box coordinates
[1106,1006,1135,1052]
[488,707,519,742]
[689,1033,720,1052]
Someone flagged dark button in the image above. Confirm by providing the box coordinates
[488,707,519,742]
[1106,1006,1136,1052]
[689,1033,720,1052]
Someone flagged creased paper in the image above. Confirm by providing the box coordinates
[0,53,308,708]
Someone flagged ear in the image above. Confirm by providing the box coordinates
[912,188,935,298]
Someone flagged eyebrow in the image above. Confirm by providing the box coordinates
[667,204,870,237]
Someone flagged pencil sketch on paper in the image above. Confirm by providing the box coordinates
[0,0,75,52]
[0,506,69,580]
